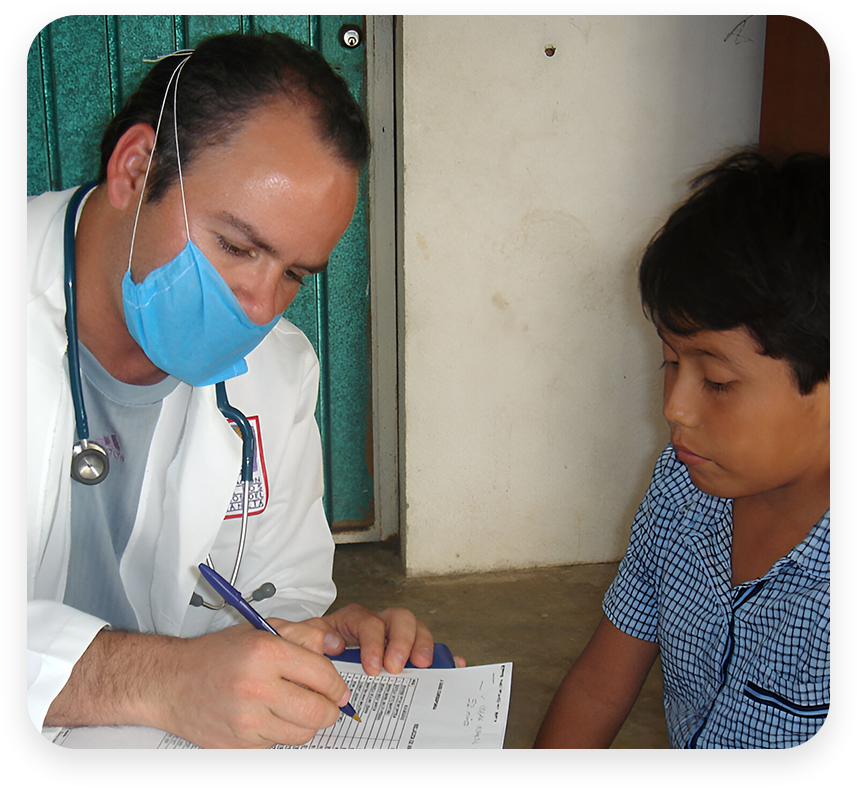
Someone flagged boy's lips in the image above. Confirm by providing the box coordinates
[672,442,710,467]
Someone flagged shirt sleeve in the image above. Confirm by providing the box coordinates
[27,600,108,731]
[601,448,675,643]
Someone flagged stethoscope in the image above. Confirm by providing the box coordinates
[63,183,275,610]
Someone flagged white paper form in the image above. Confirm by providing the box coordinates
[44,661,512,749]
[283,661,512,749]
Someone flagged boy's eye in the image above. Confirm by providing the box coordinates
[703,378,730,393]
[659,359,730,393]
[286,270,311,288]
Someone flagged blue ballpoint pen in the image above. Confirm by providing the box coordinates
[197,562,361,722]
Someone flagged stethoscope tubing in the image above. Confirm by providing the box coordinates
[64,184,97,444]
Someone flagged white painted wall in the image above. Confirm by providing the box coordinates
[397,16,766,575]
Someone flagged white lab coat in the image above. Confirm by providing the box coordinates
[27,188,337,731]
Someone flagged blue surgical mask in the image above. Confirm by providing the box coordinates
[122,240,279,387]
[122,51,279,387]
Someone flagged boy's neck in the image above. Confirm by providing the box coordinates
[731,474,828,586]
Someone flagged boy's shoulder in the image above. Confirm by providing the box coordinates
[649,445,708,507]
[639,445,730,540]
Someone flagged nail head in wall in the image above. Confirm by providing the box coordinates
[544,46,556,57]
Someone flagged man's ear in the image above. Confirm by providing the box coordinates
[105,123,156,210]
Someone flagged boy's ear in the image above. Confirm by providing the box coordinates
[105,123,156,210]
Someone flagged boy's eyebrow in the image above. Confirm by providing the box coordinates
[656,327,746,368]
[692,346,736,363]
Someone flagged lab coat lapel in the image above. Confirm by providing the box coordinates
[27,193,75,600]
[150,385,241,633]
[27,306,74,600]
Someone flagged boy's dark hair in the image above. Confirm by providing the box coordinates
[639,150,829,395]
[97,32,369,202]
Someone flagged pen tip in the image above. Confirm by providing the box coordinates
[342,702,361,721]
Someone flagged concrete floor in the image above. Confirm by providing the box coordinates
[331,541,669,749]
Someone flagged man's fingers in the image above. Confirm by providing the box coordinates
[376,608,434,672]
[322,604,436,675]
[235,626,349,708]
[270,617,331,655]
[163,624,352,748]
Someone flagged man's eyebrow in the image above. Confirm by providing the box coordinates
[217,211,330,275]
[218,212,278,256]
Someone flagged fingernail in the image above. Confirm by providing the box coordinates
[338,689,351,707]
[324,633,341,653]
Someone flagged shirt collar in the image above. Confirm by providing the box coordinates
[675,469,829,581]
[786,510,830,579]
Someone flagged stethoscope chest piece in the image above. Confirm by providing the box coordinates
[71,439,110,485]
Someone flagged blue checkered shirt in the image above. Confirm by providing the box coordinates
[603,446,830,748]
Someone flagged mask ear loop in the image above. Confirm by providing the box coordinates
[127,52,193,277]
[171,55,191,243]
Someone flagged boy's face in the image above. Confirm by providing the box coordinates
[659,326,829,505]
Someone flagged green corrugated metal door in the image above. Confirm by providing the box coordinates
[27,15,375,533]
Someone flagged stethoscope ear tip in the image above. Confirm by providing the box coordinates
[191,583,277,609]
[249,583,276,602]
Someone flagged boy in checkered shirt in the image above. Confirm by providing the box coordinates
[536,151,829,748]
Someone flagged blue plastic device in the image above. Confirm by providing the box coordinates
[328,642,456,669]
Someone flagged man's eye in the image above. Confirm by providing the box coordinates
[286,270,308,287]
[216,236,255,257]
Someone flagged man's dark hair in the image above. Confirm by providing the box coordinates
[98,32,369,202]
[638,150,829,395]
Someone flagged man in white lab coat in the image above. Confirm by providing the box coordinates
[28,32,442,749]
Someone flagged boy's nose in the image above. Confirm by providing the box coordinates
[662,373,698,428]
